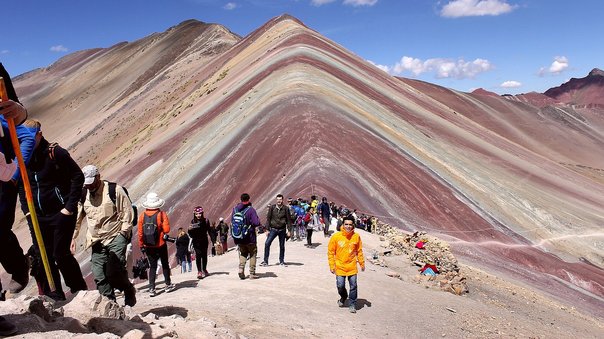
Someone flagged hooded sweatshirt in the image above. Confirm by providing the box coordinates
[327,228,365,276]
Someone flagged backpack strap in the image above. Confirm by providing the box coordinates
[80,187,88,204]
[107,182,117,205]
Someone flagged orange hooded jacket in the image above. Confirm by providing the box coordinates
[328,228,365,276]
[138,209,170,248]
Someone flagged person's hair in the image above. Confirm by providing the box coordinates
[311,195,316,200]
[241,193,250,202]
[276,194,283,199]
[322,197,327,202]
[343,215,355,225]
[23,119,41,130]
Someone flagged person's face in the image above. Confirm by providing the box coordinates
[342,220,354,232]
[34,130,43,149]
[276,196,283,205]
[195,212,203,218]
[84,175,102,192]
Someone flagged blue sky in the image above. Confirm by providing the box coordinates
[2,0,603,94]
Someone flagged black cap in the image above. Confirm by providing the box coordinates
[0,63,20,102]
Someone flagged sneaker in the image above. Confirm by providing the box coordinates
[124,284,137,307]
[249,274,260,280]
[197,272,203,279]
[203,270,210,277]
[0,316,17,336]
[259,262,268,267]
[149,289,157,297]
[279,262,287,267]
[165,284,176,293]
[349,305,356,313]
[238,271,246,280]
[337,299,345,307]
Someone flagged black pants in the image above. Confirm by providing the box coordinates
[0,182,28,290]
[28,210,88,294]
[210,237,217,256]
[306,229,314,246]
[193,241,208,272]
[145,245,171,290]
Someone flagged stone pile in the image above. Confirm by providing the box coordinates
[373,222,468,295]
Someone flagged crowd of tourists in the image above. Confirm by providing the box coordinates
[0,63,367,335]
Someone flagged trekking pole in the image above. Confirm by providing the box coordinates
[0,77,56,291]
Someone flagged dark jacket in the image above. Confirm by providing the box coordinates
[232,202,260,245]
[318,202,331,220]
[175,233,190,258]
[208,225,218,243]
[189,215,210,245]
[218,221,229,242]
[19,138,84,216]
[266,203,292,230]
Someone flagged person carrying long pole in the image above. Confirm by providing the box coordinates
[0,77,55,291]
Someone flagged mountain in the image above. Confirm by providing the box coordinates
[544,68,604,106]
[12,14,604,317]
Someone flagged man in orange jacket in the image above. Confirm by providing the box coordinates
[327,215,365,313]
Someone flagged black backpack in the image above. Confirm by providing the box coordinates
[81,181,138,227]
[142,211,160,246]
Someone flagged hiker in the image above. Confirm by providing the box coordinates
[310,195,318,210]
[317,197,331,237]
[328,215,365,313]
[218,217,229,253]
[18,119,88,300]
[189,206,210,279]
[261,194,292,267]
[0,63,34,336]
[138,192,174,296]
[209,221,219,257]
[72,165,136,306]
[232,193,261,280]
[304,207,321,247]
[175,228,192,273]
[292,200,306,241]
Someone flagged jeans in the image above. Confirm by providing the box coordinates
[263,228,286,264]
[91,234,132,299]
[336,274,358,306]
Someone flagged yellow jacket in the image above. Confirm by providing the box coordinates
[328,229,365,276]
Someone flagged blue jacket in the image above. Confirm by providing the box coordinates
[0,117,36,183]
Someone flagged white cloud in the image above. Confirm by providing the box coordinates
[0,50,8,54]
[538,56,569,76]
[223,2,237,10]
[392,56,493,79]
[500,80,521,88]
[367,60,391,73]
[311,0,337,6]
[50,45,68,52]
[440,0,516,18]
[343,0,378,6]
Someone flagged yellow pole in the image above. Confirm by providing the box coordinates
[0,77,56,291]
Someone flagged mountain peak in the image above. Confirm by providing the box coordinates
[588,68,604,77]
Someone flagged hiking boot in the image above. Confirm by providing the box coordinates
[349,305,356,313]
[197,272,203,279]
[259,262,268,267]
[46,290,67,301]
[0,316,17,336]
[337,299,345,307]
[124,284,137,307]
[8,267,29,294]
[165,284,176,293]
[249,274,260,280]
[238,271,246,280]
[149,289,157,297]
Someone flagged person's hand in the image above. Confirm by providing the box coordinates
[330,269,335,274]
[361,266,365,272]
[70,239,76,255]
[60,208,73,215]
[0,100,26,121]
[141,247,146,254]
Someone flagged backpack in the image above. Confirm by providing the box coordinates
[132,256,149,280]
[142,211,160,246]
[231,206,251,240]
[81,181,138,228]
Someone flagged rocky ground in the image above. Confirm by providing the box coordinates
[1,224,603,338]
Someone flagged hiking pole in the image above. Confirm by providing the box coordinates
[0,77,56,292]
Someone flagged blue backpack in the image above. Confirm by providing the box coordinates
[231,206,251,240]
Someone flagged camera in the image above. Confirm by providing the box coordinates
[163,234,176,243]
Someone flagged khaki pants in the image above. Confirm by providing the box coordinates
[238,243,257,275]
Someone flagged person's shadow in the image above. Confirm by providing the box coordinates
[255,272,278,279]
[356,298,372,310]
